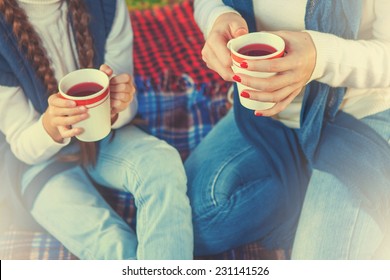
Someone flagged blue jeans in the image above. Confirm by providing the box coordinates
[185,109,390,259]
[22,125,193,260]
[292,109,390,259]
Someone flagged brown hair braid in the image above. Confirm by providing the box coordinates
[0,0,98,166]
[0,0,58,94]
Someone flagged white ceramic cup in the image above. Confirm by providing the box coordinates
[59,68,111,142]
[227,32,285,111]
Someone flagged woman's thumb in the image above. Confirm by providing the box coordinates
[229,20,248,38]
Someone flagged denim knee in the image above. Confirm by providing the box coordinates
[190,168,287,254]
[148,143,185,179]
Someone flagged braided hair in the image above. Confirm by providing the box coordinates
[0,0,98,166]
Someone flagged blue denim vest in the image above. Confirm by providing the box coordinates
[0,0,116,231]
[223,0,390,232]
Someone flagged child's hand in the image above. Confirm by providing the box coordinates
[43,93,88,142]
[99,64,136,122]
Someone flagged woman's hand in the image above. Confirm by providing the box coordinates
[42,94,88,142]
[236,31,317,116]
[99,64,136,123]
[201,12,248,81]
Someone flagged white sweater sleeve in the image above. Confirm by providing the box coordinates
[194,0,240,38]
[306,0,390,89]
[105,0,138,129]
[0,86,70,165]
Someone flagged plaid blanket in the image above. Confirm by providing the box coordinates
[0,0,287,260]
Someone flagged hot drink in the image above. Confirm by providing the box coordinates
[238,43,277,57]
[67,82,103,97]
[227,32,285,111]
[59,68,111,141]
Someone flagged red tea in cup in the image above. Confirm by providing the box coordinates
[67,82,104,97]
[227,32,285,111]
[227,32,285,65]
[237,43,277,57]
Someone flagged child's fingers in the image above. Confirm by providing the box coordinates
[99,64,114,77]
[51,113,89,128]
[109,73,132,85]
[58,125,84,139]
[111,93,133,104]
[48,93,76,108]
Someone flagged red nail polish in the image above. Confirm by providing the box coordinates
[232,75,241,83]
[240,91,250,98]
[255,112,263,117]
[240,61,248,68]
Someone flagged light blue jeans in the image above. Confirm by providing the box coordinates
[292,109,390,260]
[21,125,193,260]
[185,109,390,259]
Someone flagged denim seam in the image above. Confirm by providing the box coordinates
[195,175,272,221]
[346,201,361,259]
[97,153,145,199]
[210,146,253,207]
[96,153,145,258]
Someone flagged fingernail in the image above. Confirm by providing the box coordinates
[240,61,248,68]
[255,112,263,117]
[240,91,250,98]
[233,75,241,82]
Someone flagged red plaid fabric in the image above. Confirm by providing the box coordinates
[132,0,225,91]
[0,0,287,260]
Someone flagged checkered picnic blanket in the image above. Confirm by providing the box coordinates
[0,0,287,260]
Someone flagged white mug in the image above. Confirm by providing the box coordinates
[59,68,111,142]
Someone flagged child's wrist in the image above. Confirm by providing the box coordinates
[42,113,63,143]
